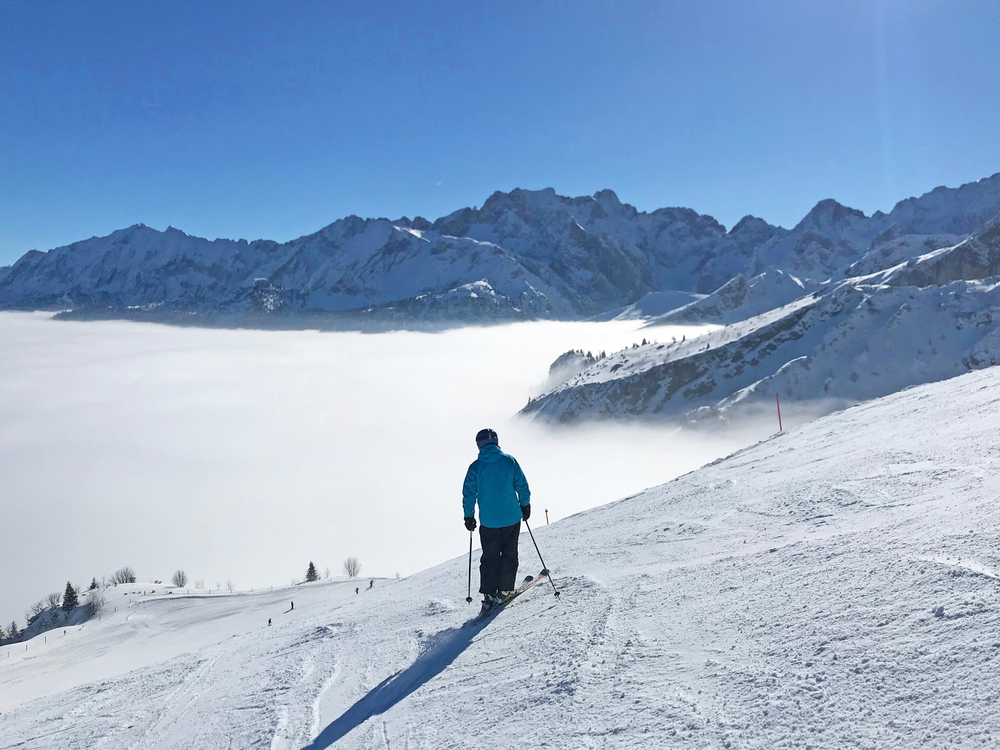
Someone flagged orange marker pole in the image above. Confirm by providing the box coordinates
[776,393,783,432]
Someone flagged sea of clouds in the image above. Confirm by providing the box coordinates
[0,312,769,625]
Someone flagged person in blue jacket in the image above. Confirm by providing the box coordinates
[463,428,531,613]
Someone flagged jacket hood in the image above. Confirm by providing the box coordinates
[477,444,504,462]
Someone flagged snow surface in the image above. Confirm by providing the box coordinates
[4,365,1000,748]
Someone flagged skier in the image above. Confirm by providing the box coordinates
[268,618,272,626]
[355,587,359,594]
[368,580,374,590]
[290,601,294,611]
[462,428,531,615]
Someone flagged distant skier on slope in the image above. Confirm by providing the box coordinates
[462,428,531,615]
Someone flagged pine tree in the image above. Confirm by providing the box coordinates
[305,561,319,582]
[8,621,19,639]
[62,581,79,613]
[0,625,6,643]
[89,577,99,591]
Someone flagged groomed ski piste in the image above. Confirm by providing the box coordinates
[3,366,1000,749]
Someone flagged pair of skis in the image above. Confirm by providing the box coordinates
[470,569,550,624]
[464,519,561,625]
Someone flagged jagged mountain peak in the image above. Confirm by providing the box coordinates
[728,215,778,237]
[393,216,433,231]
[592,187,620,202]
[795,198,868,232]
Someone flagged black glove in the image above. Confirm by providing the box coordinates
[521,504,531,521]
[464,517,477,532]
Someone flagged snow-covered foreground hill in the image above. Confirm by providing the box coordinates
[4,366,1000,748]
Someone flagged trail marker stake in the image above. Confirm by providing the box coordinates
[776,393,783,432]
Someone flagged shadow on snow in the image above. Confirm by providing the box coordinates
[302,616,491,748]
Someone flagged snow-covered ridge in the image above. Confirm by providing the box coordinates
[3,172,1000,325]
[645,269,812,325]
[4,365,1000,747]
[523,275,1000,424]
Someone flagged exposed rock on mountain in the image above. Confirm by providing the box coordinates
[884,216,1000,288]
[544,349,603,390]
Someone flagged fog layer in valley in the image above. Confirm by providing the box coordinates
[0,313,765,625]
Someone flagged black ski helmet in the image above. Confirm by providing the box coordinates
[475,428,499,448]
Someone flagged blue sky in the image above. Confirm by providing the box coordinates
[1,0,998,266]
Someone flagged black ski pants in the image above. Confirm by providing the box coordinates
[479,521,520,596]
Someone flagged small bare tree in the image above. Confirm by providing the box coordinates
[46,592,61,608]
[112,567,136,584]
[171,570,188,588]
[194,579,204,589]
[324,567,330,579]
[343,557,361,578]
[86,591,105,618]
[26,600,46,622]
[225,580,235,592]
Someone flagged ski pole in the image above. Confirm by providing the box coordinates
[465,530,474,603]
[523,519,560,597]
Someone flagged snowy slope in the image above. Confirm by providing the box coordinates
[646,270,812,326]
[594,290,706,321]
[522,277,1000,424]
[5,367,1000,748]
[838,231,962,280]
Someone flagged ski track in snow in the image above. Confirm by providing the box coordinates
[5,367,1000,747]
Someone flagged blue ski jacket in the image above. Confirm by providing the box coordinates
[462,444,531,528]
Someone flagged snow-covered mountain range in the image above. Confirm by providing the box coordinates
[3,173,1000,326]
